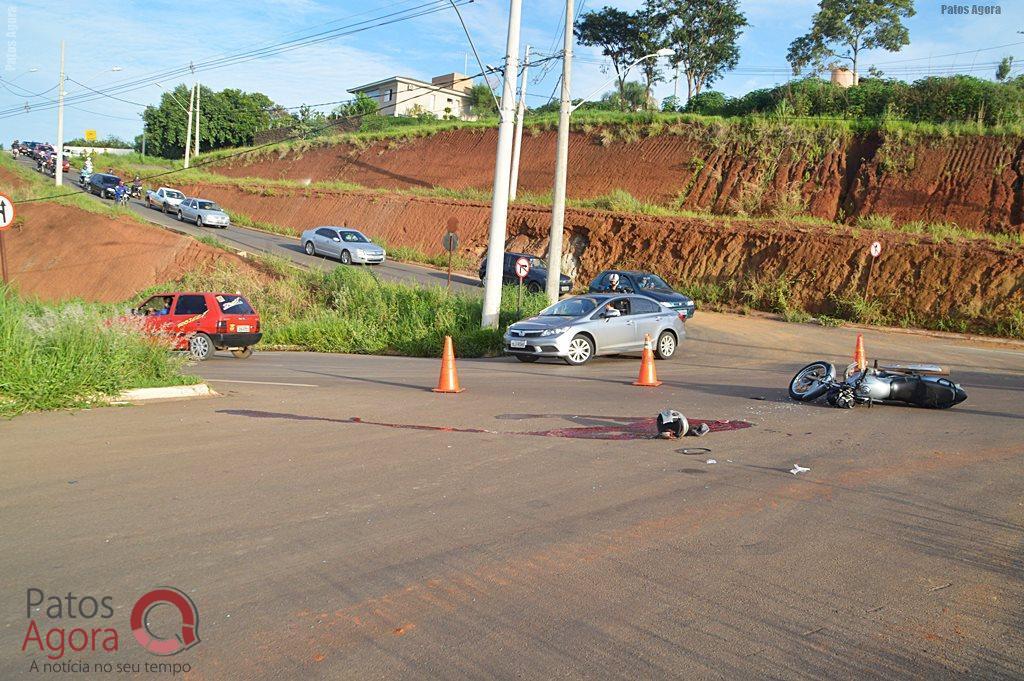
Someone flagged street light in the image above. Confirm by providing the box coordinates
[544,47,673,303]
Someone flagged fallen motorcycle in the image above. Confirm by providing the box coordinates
[788,360,967,409]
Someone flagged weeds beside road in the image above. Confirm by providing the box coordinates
[0,287,197,418]
[180,258,547,356]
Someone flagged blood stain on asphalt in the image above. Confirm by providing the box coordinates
[219,410,751,440]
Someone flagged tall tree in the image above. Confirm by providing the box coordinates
[653,0,747,101]
[632,5,668,105]
[141,85,277,157]
[575,7,639,106]
[786,0,915,85]
[996,56,1013,82]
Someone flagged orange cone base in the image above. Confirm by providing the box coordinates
[632,379,662,387]
[432,386,464,393]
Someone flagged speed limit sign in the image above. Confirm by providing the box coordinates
[0,193,15,231]
[514,256,530,280]
[870,241,882,258]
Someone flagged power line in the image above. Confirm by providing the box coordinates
[0,0,471,119]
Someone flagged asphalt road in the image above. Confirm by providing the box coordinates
[34,159,481,293]
[2,312,1022,679]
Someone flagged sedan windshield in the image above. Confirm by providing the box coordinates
[197,201,221,211]
[540,297,598,317]
[340,231,369,243]
[634,274,670,290]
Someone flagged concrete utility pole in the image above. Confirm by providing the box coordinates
[509,44,530,201]
[184,83,195,169]
[480,0,523,329]
[545,0,574,303]
[54,41,65,188]
[194,80,201,157]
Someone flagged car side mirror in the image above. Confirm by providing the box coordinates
[603,308,621,318]
[333,237,341,242]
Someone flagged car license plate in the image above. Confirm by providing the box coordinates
[510,339,527,349]
[237,325,250,333]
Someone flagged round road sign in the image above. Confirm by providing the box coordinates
[514,256,530,279]
[870,241,882,258]
[441,231,459,252]
[0,193,14,231]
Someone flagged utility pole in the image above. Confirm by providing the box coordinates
[54,41,65,188]
[193,79,201,157]
[545,0,573,303]
[673,61,680,103]
[184,83,195,169]
[509,45,530,201]
[480,0,523,329]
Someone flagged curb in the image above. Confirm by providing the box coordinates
[107,383,217,404]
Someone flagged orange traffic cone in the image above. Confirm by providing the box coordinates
[433,335,464,393]
[633,334,662,387]
[854,334,866,371]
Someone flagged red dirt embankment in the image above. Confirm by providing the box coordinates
[214,127,1024,234]
[183,181,1024,326]
[3,202,245,302]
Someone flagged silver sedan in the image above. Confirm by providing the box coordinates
[300,226,386,265]
[177,197,230,228]
[504,293,686,365]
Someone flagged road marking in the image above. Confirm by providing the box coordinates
[207,379,318,387]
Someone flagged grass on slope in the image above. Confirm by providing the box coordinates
[0,287,198,418]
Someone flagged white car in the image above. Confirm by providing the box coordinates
[146,187,186,214]
[300,226,386,265]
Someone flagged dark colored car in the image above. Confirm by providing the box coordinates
[88,173,122,199]
[588,270,696,319]
[478,252,572,295]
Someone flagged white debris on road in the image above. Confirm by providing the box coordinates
[790,464,810,475]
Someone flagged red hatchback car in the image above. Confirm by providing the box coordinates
[133,292,262,361]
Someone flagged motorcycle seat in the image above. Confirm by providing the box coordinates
[877,363,947,376]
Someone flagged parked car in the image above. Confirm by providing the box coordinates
[478,252,572,295]
[588,270,696,319]
[300,226,386,265]
[88,173,122,199]
[131,291,261,361]
[178,198,230,228]
[503,293,685,365]
[146,187,186,213]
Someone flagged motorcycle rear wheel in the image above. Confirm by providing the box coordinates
[789,361,835,401]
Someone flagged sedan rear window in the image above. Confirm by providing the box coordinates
[216,295,255,314]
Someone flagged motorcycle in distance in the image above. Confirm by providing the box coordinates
[789,360,968,409]
[79,168,91,188]
[129,180,143,199]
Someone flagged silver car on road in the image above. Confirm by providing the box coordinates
[177,197,230,228]
[504,293,685,365]
[300,226,386,265]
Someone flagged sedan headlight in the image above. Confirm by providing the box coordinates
[540,326,569,337]
[356,249,367,257]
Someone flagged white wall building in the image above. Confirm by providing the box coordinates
[347,73,476,119]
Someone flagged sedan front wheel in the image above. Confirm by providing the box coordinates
[564,334,594,366]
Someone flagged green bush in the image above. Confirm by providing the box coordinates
[179,262,548,357]
[0,287,197,417]
[712,75,1024,126]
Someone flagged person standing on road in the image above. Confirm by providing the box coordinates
[114,181,127,205]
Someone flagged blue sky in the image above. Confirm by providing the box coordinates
[2,0,1023,143]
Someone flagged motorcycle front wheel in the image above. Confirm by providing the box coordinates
[788,361,836,401]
